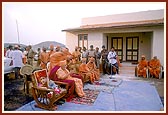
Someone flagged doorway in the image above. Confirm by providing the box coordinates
[111,37,123,61]
[126,36,139,62]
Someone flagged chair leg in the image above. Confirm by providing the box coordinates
[24,82,25,92]
[26,81,29,94]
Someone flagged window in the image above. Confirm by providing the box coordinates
[78,34,88,49]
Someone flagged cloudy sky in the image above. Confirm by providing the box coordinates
[2,2,165,45]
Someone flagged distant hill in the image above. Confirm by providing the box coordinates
[4,41,65,51]
[32,41,65,51]
[4,43,27,51]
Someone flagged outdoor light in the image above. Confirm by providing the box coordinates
[15,19,20,44]
[10,11,21,44]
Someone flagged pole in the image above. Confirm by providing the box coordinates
[16,19,20,44]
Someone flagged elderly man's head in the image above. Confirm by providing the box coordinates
[81,58,87,64]
[154,56,157,60]
[50,44,54,51]
[141,55,145,60]
[58,60,67,70]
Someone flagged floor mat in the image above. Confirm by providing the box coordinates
[68,89,100,105]
[84,78,122,93]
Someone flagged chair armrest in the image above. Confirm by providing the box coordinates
[32,86,54,92]
[54,81,69,91]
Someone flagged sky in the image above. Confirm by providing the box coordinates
[2,2,165,46]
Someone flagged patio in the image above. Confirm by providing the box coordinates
[14,63,164,112]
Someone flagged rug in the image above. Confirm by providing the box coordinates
[68,89,100,105]
[83,77,123,93]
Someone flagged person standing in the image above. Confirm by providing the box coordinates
[5,45,13,58]
[81,47,89,62]
[4,47,7,57]
[40,47,50,69]
[48,44,56,57]
[95,47,101,69]
[88,45,96,59]
[11,45,23,79]
[55,45,61,52]
[72,46,81,63]
[27,45,36,66]
[22,47,28,64]
[107,47,119,75]
[101,45,108,74]
[36,48,41,67]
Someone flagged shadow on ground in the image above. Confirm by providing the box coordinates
[4,78,34,111]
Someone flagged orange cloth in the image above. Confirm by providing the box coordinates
[48,50,56,57]
[116,56,122,67]
[40,52,50,69]
[62,48,73,62]
[67,59,81,73]
[50,44,54,49]
[137,60,148,78]
[48,52,67,74]
[148,59,161,78]
[86,58,100,80]
[23,57,27,65]
[79,63,95,83]
[56,67,85,97]
[72,50,81,62]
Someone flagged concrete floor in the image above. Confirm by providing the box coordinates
[14,62,165,112]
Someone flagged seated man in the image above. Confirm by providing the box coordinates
[66,56,84,82]
[148,56,161,79]
[86,57,100,81]
[56,60,85,97]
[48,51,67,75]
[137,55,148,78]
[79,58,95,83]
[67,56,81,74]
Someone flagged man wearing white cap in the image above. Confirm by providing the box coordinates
[11,45,24,79]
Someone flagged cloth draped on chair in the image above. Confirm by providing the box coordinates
[49,65,75,98]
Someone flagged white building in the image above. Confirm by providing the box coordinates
[62,9,165,66]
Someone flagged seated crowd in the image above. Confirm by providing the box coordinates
[5,44,162,99]
[136,55,162,79]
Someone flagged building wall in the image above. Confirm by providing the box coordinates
[82,9,164,26]
[152,27,164,66]
[66,26,164,65]
[65,32,78,53]
[88,32,103,50]
[139,32,152,61]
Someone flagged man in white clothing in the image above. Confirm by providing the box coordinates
[107,47,119,75]
[11,45,24,79]
[5,45,13,58]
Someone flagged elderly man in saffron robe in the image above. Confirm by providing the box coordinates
[40,47,50,69]
[72,46,81,62]
[61,47,72,59]
[86,57,100,81]
[148,56,161,78]
[48,51,67,74]
[79,58,95,83]
[66,55,84,82]
[48,44,56,57]
[137,55,148,78]
[56,60,85,97]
